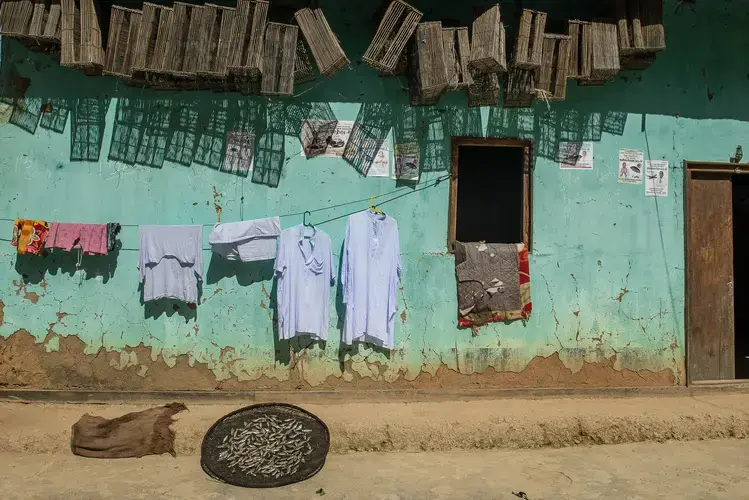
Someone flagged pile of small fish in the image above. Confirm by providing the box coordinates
[216,414,314,479]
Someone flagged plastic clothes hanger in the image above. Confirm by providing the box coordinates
[369,196,385,215]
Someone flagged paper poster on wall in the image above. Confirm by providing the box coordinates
[618,149,644,184]
[393,143,420,180]
[224,132,254,176]
[300,120,352,158]
[645,160,669,197]
[559,141,594,170]
[0,102,11,124]
[365,139,390,177]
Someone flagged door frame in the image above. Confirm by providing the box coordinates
[684,160,742,384]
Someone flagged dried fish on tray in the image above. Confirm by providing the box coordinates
[201,403,330,488]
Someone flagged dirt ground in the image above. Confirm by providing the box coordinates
[2,393,749,454]
[1,439,748,499]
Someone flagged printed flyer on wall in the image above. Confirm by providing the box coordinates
[559,141,593,170]
[618,149,643,184]
[645,160,669,197]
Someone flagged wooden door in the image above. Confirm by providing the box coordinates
[686,167,735,382]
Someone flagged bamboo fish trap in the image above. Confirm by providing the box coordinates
[227,0,268,95]
[260,22,298,97]
[0,0,61,49]
[103,6,141,83]
[467,71,499,108]
[196,3,236,90]
[443,27,472,89]
[159,2,203,88]
[513,8,546,70]
[131,3,175,88]
[410,21,448,106]
[469,4,506,74]
[591,20,620,82]
[363,0,422,75]
[294,7,348,78]
[503,66,536,108]
[60,0,104,74]
[536,34,571,101]
[616,0,665,55]
[294,38,315,85]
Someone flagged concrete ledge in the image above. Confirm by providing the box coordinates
[2,383,749,405]
[2,393,749,455]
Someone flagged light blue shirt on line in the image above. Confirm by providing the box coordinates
[275,224,336,341]
[342,210,402,349]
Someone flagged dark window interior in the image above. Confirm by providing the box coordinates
[455,145,524,244]
[733,175,749,378]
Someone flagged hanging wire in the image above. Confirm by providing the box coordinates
[0,174,450,228]
[0,175,451,252]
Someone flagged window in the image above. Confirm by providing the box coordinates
[448,137,533,250]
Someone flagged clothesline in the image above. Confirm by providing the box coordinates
[2,175,449,252]
[0,175,450,229]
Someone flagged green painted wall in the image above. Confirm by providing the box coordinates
[0,0,741,389]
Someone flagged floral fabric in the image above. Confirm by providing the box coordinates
[11,219,49,255]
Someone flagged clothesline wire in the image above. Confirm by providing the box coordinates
[2,175,450,253]
[0,174,451,228]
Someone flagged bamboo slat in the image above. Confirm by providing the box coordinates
[363,0,422,75]
[103,6,141,81]
[469,4,506,74]
[60,0,104,74]
[227,0,268,94]
[0,0,34,37]
[294,7,348,78]
[260,22,297,97]
[513,8,546,70]
[537,34,571,101]
[443,27,472,89]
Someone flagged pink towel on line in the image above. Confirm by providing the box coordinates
[47,223,109,255]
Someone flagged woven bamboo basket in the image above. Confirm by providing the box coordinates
[158,2,203,88]
[196,3,236,90]
[131,3,174,88]
[513,8,546,70]
[60,0,104,74]
[260,22,298,97]
[467,70,499,108]
[227,0,268,95]
[410,21,448,105]
[536,34,571,102]
[363,0,422,75]
[591,20,620,81]
[103,6,141,83]
[0,0,61,49]
[469,4,506,74]
[294,38,315,85]
[616,0,665,55]
[294,7,348,78]
[443,27,472,90]
[503,66,536,108]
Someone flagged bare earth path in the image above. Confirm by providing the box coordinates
[2,439,747,500]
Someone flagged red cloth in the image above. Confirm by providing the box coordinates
[458,245,532,328]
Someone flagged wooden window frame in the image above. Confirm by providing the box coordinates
[448,137,534,251]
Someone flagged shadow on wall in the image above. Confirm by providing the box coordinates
[0,0,747,174]
[14,242,121,285]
